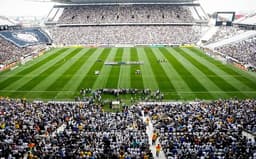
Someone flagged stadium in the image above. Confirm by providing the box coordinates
[0,0,255,158]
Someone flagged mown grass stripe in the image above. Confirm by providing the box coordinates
[0,48,61,78]
[153,48,195,100]
[176,48,238,98]
[130,48,144,89]
[118,48,131,88]
[77,48,111,90]
[105,48,124,88]
[186,48,256,96]
[2,90,255,94]
[137,48,158,90]
[55,48,103,99]
[170,47,231,99]
[2,46,254,101]
[93,48,118,89]
[248,71,256,79]
[160,47,213,99]
[189,47,256,89]
[0,48,66,89]
[7,48,81,98]
[145,47,179,99]
[29,48,91,99]
[2,48,76,95]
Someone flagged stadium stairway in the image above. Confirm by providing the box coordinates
[142,112,166,159]
[197,25,218,46]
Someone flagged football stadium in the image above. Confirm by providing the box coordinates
[0,0,255,158]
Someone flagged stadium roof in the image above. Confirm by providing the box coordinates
[52,0,195,4]
[234,12,256,26]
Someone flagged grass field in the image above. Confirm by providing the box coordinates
[0,46,256,101]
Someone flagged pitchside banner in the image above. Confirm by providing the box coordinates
[215,12,235,26]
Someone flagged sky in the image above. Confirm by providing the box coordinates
[0,0,256,17]
[200,0,256,14]
[0,0,56,17]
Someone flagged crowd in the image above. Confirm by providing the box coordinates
[206,26,246,45]
[0,36,32,65]
[48,4,205,46]
[215,35,256,67]
[78,88,164,104]
[145,99,256,158]
[0,28,51,66]
[58,5,195,24]
[47,4,206,46]
[0,97,152,158]
[50,26,202,45]
[0,98,64,158]
[0,28,51,47]
[0,97,255,158]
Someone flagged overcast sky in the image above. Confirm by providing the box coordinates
[0,0,256,17]
[0,0,55,17]
[200,0,256,14]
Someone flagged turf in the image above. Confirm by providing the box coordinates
[0,46,256,101]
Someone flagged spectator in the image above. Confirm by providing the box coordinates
[215,35,256,67]
[57,5,195,24]
[155,144,161,157]
[49,26,202,45]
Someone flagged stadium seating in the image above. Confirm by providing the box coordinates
[58,5,195,24]
[205,26,246,45]
[215,35,256,67]
[50,26,203,45]
[48,4,206,45]
[0,28,52,66]
[0,36,32,64]
[0,28,52,47]
[0,98,152,158]
[0,98,255,158]
[145,99,256,158]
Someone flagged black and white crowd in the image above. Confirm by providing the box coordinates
[47,4,206,46]
[50,26,203,46]
[78,88,164,104]
[206,26,246,45]
[0,37,32,65]
[215,35,256,67]
[0,36,48,67]
[58,5,194,24]
[145,99,256,159]
[0,97,152,159]
[0,97,255,158]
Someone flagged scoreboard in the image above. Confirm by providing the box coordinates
[215,12,235,26]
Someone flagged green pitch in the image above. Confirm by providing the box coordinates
[0,47,256,101]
